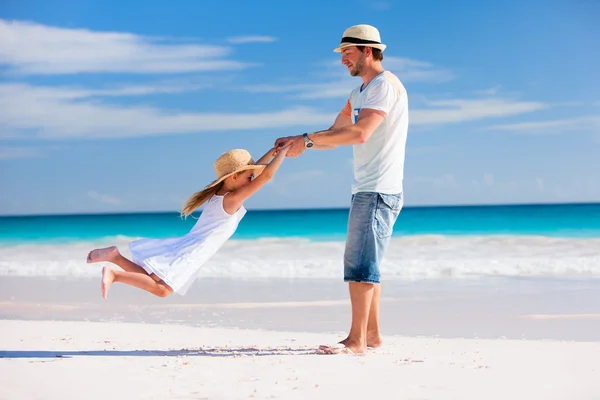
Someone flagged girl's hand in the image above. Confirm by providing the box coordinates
[271,144,290,157]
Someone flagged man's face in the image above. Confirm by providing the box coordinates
[341,46,366,77]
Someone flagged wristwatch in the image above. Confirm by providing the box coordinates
[303,133,314,148]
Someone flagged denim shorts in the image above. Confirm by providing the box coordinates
[343,191,403,284]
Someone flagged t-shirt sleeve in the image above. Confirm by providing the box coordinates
[340,98,352,118]
[361,80,398,114]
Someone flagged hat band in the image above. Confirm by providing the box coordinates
[340,36,381,45]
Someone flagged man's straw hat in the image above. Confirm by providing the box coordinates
[205,149,267,189]
[333,24,387,53]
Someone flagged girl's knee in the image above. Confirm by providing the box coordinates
[155,284,173,298]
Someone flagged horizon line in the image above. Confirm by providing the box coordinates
[1,200,599,218]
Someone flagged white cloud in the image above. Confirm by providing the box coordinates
[0,146,42,160]
[485,115,600,134]
[0,81,214,102]
[270,170,326,196]
[87,191,121,205]
[475,86,502,96]
[411,98,547,125]
[82,81,216,97]
[285,170,325,182]
[0,19,253,75]
[408,145,445,154]
[554,101,587,107]
[318,56,454,83]
[372,2,392,10]
[227,35,277,44]
[536,177,544,190]
[241,56,454,100]
[383,57,454,83]
[0,83,336,140]
[241,81,354,100]
[0,82,550,141]
[483,173,495,187]
[409,174,455,188]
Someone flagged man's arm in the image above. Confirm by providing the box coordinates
[309,79,399,149]
[308,80,397,148]
[278,109,385,158]
[274,83,393,158]
[308,108,386,147]
[273,108,352,152]
[310,112,353,150]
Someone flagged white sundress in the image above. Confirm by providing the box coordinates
[129,194,246,296]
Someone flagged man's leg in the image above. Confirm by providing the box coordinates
[367,283,383,347]
[341,192,402,350]
[319,192,401,355]
[342,282,375,353]
[323,192,379,354]
[340,283,381,348]
[368,192,402,347]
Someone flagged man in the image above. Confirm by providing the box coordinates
[274,24,409,355]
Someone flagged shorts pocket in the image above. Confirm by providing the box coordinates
[374,193,403,239]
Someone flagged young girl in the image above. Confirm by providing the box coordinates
[86,145,290,299]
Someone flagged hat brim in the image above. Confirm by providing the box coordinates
[205,164,267,189]
[334,42,386,52]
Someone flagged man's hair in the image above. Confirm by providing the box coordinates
[357,46,384,61]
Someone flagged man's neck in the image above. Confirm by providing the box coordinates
[361,63,385,88]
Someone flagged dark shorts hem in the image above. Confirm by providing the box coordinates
[343,278,381,284]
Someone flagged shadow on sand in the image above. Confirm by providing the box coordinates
[0,347,319,359]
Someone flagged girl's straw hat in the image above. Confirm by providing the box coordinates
[205,149,267,189]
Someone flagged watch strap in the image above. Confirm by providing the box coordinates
[303,133,314,148]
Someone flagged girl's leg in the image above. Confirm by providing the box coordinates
[87,246,147,275]
[101,266,173,299]
[90,246,171,299]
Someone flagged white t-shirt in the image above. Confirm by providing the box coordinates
[342,70,409,195]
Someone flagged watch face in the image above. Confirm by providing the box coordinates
[303,134,313,147]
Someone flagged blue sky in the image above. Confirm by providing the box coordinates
[1,0,599,215]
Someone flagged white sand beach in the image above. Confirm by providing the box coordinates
[1,275,600,399]
[1,318,599,400]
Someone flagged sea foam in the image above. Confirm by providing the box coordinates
[1,235,599,280]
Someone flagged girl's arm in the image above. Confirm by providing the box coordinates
[224,146,290,212]
[254,147,278,165]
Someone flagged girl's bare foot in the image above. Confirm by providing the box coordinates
[87,246,118,263]
[101,266,115,299]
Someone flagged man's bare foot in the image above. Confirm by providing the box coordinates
[318,340,366,355]
[101,266,115,299]
[87,246,118,264]
[339,334,383,348]
[367,334,383,348]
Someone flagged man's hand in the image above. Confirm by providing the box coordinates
[274,136,294,149]
[274,135,306,158]
[283,135,305,158]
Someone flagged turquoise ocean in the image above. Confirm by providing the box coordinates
[1,203,599,280]
[2,203,600,244]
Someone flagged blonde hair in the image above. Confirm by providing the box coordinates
[180,169,251,218]
[180,181,224,218]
